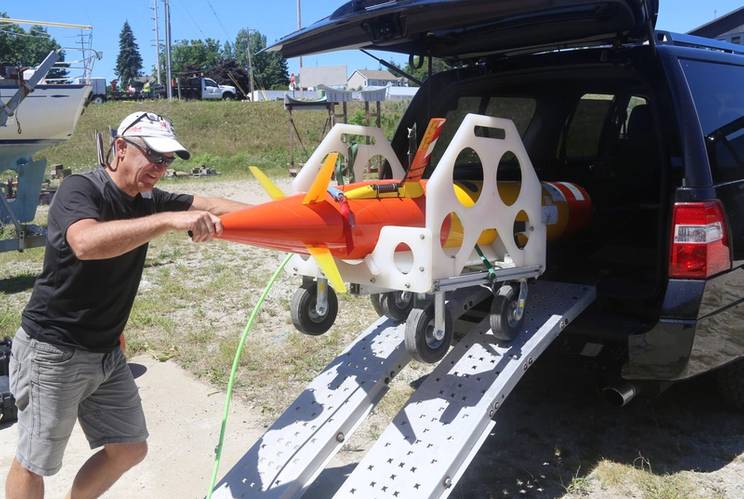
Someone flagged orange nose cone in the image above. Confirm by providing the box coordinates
[218,194,347,254]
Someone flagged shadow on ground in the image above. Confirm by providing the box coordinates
[128,363,147,379]
[306,341,744,498]
[0,274,36,294]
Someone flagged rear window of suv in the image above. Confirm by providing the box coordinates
[681,59,744,183]
[429,96,536,172]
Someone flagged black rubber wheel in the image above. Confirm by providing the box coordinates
[715,359,744,411]
[290,283,338,336]
[490,284,524,342]
[370,293,385,317]
[404,305,453,364]
[380,291,414,322]
[223,92,236,100]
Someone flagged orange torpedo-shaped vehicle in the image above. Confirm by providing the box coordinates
[217,118,591,362]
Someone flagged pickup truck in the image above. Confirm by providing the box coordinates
[177,77,237,100]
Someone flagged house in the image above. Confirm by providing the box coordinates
[347,69,405,90]
[689,6,744,45]
[299,65,347,90]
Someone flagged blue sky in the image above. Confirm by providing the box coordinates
[5,0,744,81]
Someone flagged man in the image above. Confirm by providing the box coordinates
[5,111,249,499]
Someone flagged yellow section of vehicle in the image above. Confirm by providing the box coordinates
[343,180,425,200]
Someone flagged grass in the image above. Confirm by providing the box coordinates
[37,100,408,177]
[591,458,707,499]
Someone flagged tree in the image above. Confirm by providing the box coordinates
[171,38,222,76]
[234,29,289,90]
[207,59,251,98]
[115,21,143,87]
[0,13,67,79]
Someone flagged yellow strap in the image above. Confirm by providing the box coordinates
[248,166,285,200]
[302,153,338,205]
[306,245,347,293]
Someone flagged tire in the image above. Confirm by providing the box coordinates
[223,92,236,100]
[715,359,744,411]
[370,293,385,317]
[490,284,524,342]
[91,95,105,104]
[290,283,338,336]
[404,305,453,364]
[379,291,414,322]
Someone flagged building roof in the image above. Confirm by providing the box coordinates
[689,6,744,38]
[350,69,402,80]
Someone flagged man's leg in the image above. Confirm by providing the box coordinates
[65,441,147,499]
[5,458,44,499]
[75,346,149,498]
[8,329,87,496]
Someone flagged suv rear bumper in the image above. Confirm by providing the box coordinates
[623,271,744,381]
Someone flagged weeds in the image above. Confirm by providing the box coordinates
[38,100,406,176]
[563,467,591,496]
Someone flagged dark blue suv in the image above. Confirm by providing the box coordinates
[272,0,744,408]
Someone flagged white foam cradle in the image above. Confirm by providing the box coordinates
[213,281,595,498]
[288,114,546,295]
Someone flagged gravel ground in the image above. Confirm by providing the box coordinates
[2,175,743,498]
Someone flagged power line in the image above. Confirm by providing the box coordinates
[170,0,207,39]
[205,0,231,40]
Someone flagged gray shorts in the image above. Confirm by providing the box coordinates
[9,328,148,476]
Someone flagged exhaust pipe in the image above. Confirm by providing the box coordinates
[602,382,639,407]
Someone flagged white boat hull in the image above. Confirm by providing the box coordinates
[0,83,91,169]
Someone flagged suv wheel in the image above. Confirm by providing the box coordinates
[715,359,744,410]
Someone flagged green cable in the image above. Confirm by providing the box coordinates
[206,253,293,499]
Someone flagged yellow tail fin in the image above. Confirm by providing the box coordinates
[306,245,346,293]
[248,166,285,200]
[302,153,338,205]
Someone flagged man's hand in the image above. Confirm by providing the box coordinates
[169,210,223,242]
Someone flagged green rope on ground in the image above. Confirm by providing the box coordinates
[206,253,293,499]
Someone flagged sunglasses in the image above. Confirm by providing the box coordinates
[120,112,171,136]
[122,138,176,166]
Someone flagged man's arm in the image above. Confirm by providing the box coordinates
[190,195,251,216]
[67,210,221,260]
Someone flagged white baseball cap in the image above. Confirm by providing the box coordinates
[117,112,190,160]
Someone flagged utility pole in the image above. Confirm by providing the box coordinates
[246,30,255,100]
[296,0,303,69]
[164,0,173,99]
[153,0,162,85]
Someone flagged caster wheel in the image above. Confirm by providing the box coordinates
[380,291,414,322]
[404,305,453,364]
[490,284,524,342]
[370,293,385,317]
[291,283,338,335]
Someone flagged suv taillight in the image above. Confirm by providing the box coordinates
[669,201,731,279]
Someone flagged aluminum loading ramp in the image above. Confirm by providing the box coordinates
[213,281,595,499]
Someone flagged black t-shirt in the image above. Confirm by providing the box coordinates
[22,167,194,352]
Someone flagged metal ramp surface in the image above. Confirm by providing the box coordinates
[212,317,412,499]
[334,281,594,498]
[213,281,595,498]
